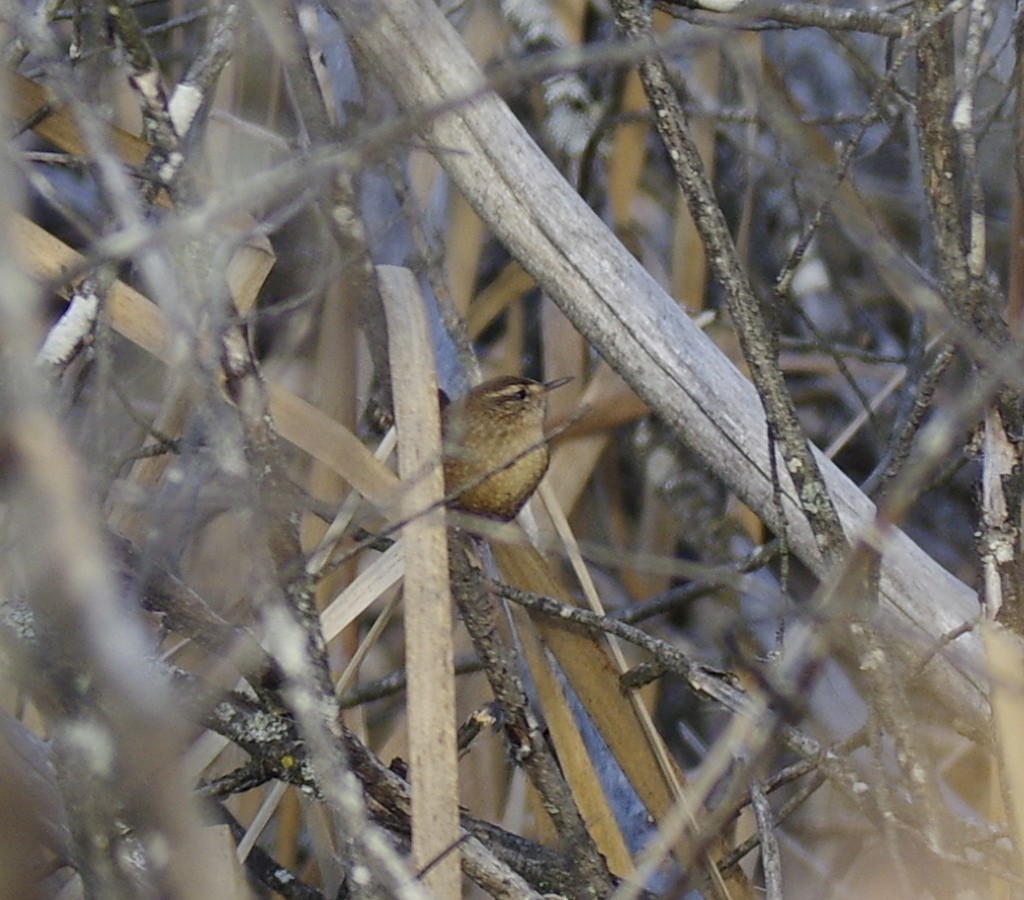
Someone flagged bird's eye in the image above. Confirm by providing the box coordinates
[515,388,528,400]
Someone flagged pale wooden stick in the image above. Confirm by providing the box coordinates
[379,265,460,897]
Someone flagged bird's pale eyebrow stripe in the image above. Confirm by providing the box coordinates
[496,387,532,401]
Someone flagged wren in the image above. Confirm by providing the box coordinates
[441,375,570,521]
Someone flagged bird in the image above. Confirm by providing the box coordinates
[441,375,571,521]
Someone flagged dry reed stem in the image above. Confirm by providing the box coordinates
[380,264,460,897]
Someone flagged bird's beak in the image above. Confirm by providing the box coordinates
[542,376,574,393]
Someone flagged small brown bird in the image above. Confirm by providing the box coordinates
[441,375,571,521]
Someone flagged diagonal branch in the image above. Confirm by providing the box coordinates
[609,0,847,568]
